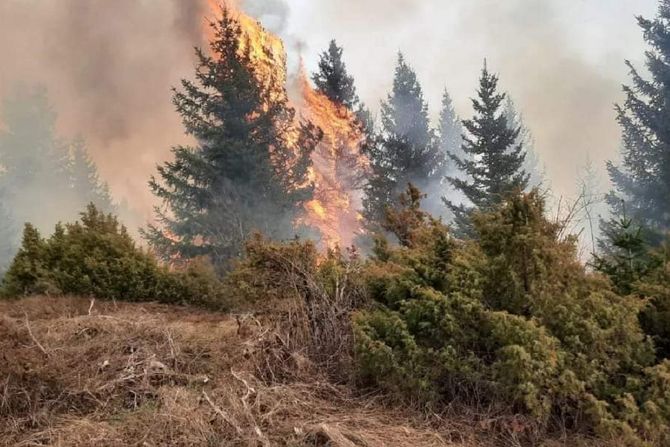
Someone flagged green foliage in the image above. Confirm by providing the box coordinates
[1,204,226,309]
[606,2,670,243]
[636,242,670,359]
[312,39,359,110]
[146,8,320,272]
[355,189,668,443]
[445,63,529,237]
[595,207,662,295]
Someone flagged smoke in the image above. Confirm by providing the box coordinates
[288,0,656,201]
[0,0,659,230]
[0,0,209,222]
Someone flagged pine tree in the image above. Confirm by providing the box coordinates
[68,138,114,212]
[145,9,320,271]
[0,87,114,245]
[0,87,73,234]
[363,53,443,226]
[312,40,359,109]
[312,39,375,152]
[437,89,463,180]
[594,202,661,295]
[446,63,529,236]
[605,1,670,243]
[503,96,544,189]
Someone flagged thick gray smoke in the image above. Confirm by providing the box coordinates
[0,0,208,222]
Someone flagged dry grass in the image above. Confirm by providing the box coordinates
[0,296,612,446]
[0,296,464,446]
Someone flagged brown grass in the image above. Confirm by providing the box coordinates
[0,296,611,447]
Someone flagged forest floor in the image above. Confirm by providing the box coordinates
[0,296,608,447]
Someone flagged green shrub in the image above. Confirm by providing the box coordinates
[354,189,666,444]
[0,204,226,308]
[637,244,670,359]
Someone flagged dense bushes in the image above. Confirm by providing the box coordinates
[354,189,667,445]
[0,204,226,308]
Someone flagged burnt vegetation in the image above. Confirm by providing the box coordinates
[1,2,670,446]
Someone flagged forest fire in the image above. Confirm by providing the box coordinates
[204,0,368,248]
[296,67,369,247]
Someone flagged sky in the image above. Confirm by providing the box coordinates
[281,0,658,199]
[0,0,661,222]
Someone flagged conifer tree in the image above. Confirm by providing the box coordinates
[446,63,529,236]
[68,138,114,212]
[437,89,463,180]
[312,40,359,110]
[146,9,320,271]
[594,204,661,295]
[503,96,544,188]
[313,39,375,146]
[363,53,443,226]
[605,2,670,244]
[0,87,114,250]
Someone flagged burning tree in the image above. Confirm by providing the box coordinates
[312,40,360,111]
[146,8,320,271]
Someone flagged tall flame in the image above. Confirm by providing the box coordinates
[203,0,369,248]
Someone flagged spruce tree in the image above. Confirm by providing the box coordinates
[0,87,73,236]
[363,53,443,226]
[437,89,463,180]
[312,40,359,110]
[594,202,661,295]
[446,63,529,236]
[145,9,320,271]
[605,1,670,243]
[503,96,544,188]
[68,138,114,212]
[312,39,374,147]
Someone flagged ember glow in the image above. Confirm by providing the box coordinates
[205,0,369,248]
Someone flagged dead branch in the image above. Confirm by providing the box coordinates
[202,390,242,435]
[23,312,49,358]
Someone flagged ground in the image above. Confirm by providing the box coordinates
[0,296,608,446]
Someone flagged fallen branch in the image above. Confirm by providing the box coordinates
[202,390,243,435]
[23,312,49,358]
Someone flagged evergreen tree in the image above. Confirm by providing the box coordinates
[594,202,661,295]
[446,63,529,236]
[145,9,320,271]
[437,89,463,180]
[312,39,359,109]
[503,96,544,189]
[363,53,443,226]
[313,39,375,152]
[68,138,114,212]
[605,1,670,243]
[0,87,73,239]
[0,87,114,247]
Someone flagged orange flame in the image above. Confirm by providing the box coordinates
[203,0,369,248]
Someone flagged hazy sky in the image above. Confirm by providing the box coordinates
[0,0,661,220]
[280,0,658,198]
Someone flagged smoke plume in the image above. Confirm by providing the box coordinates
[0,0,659,229]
